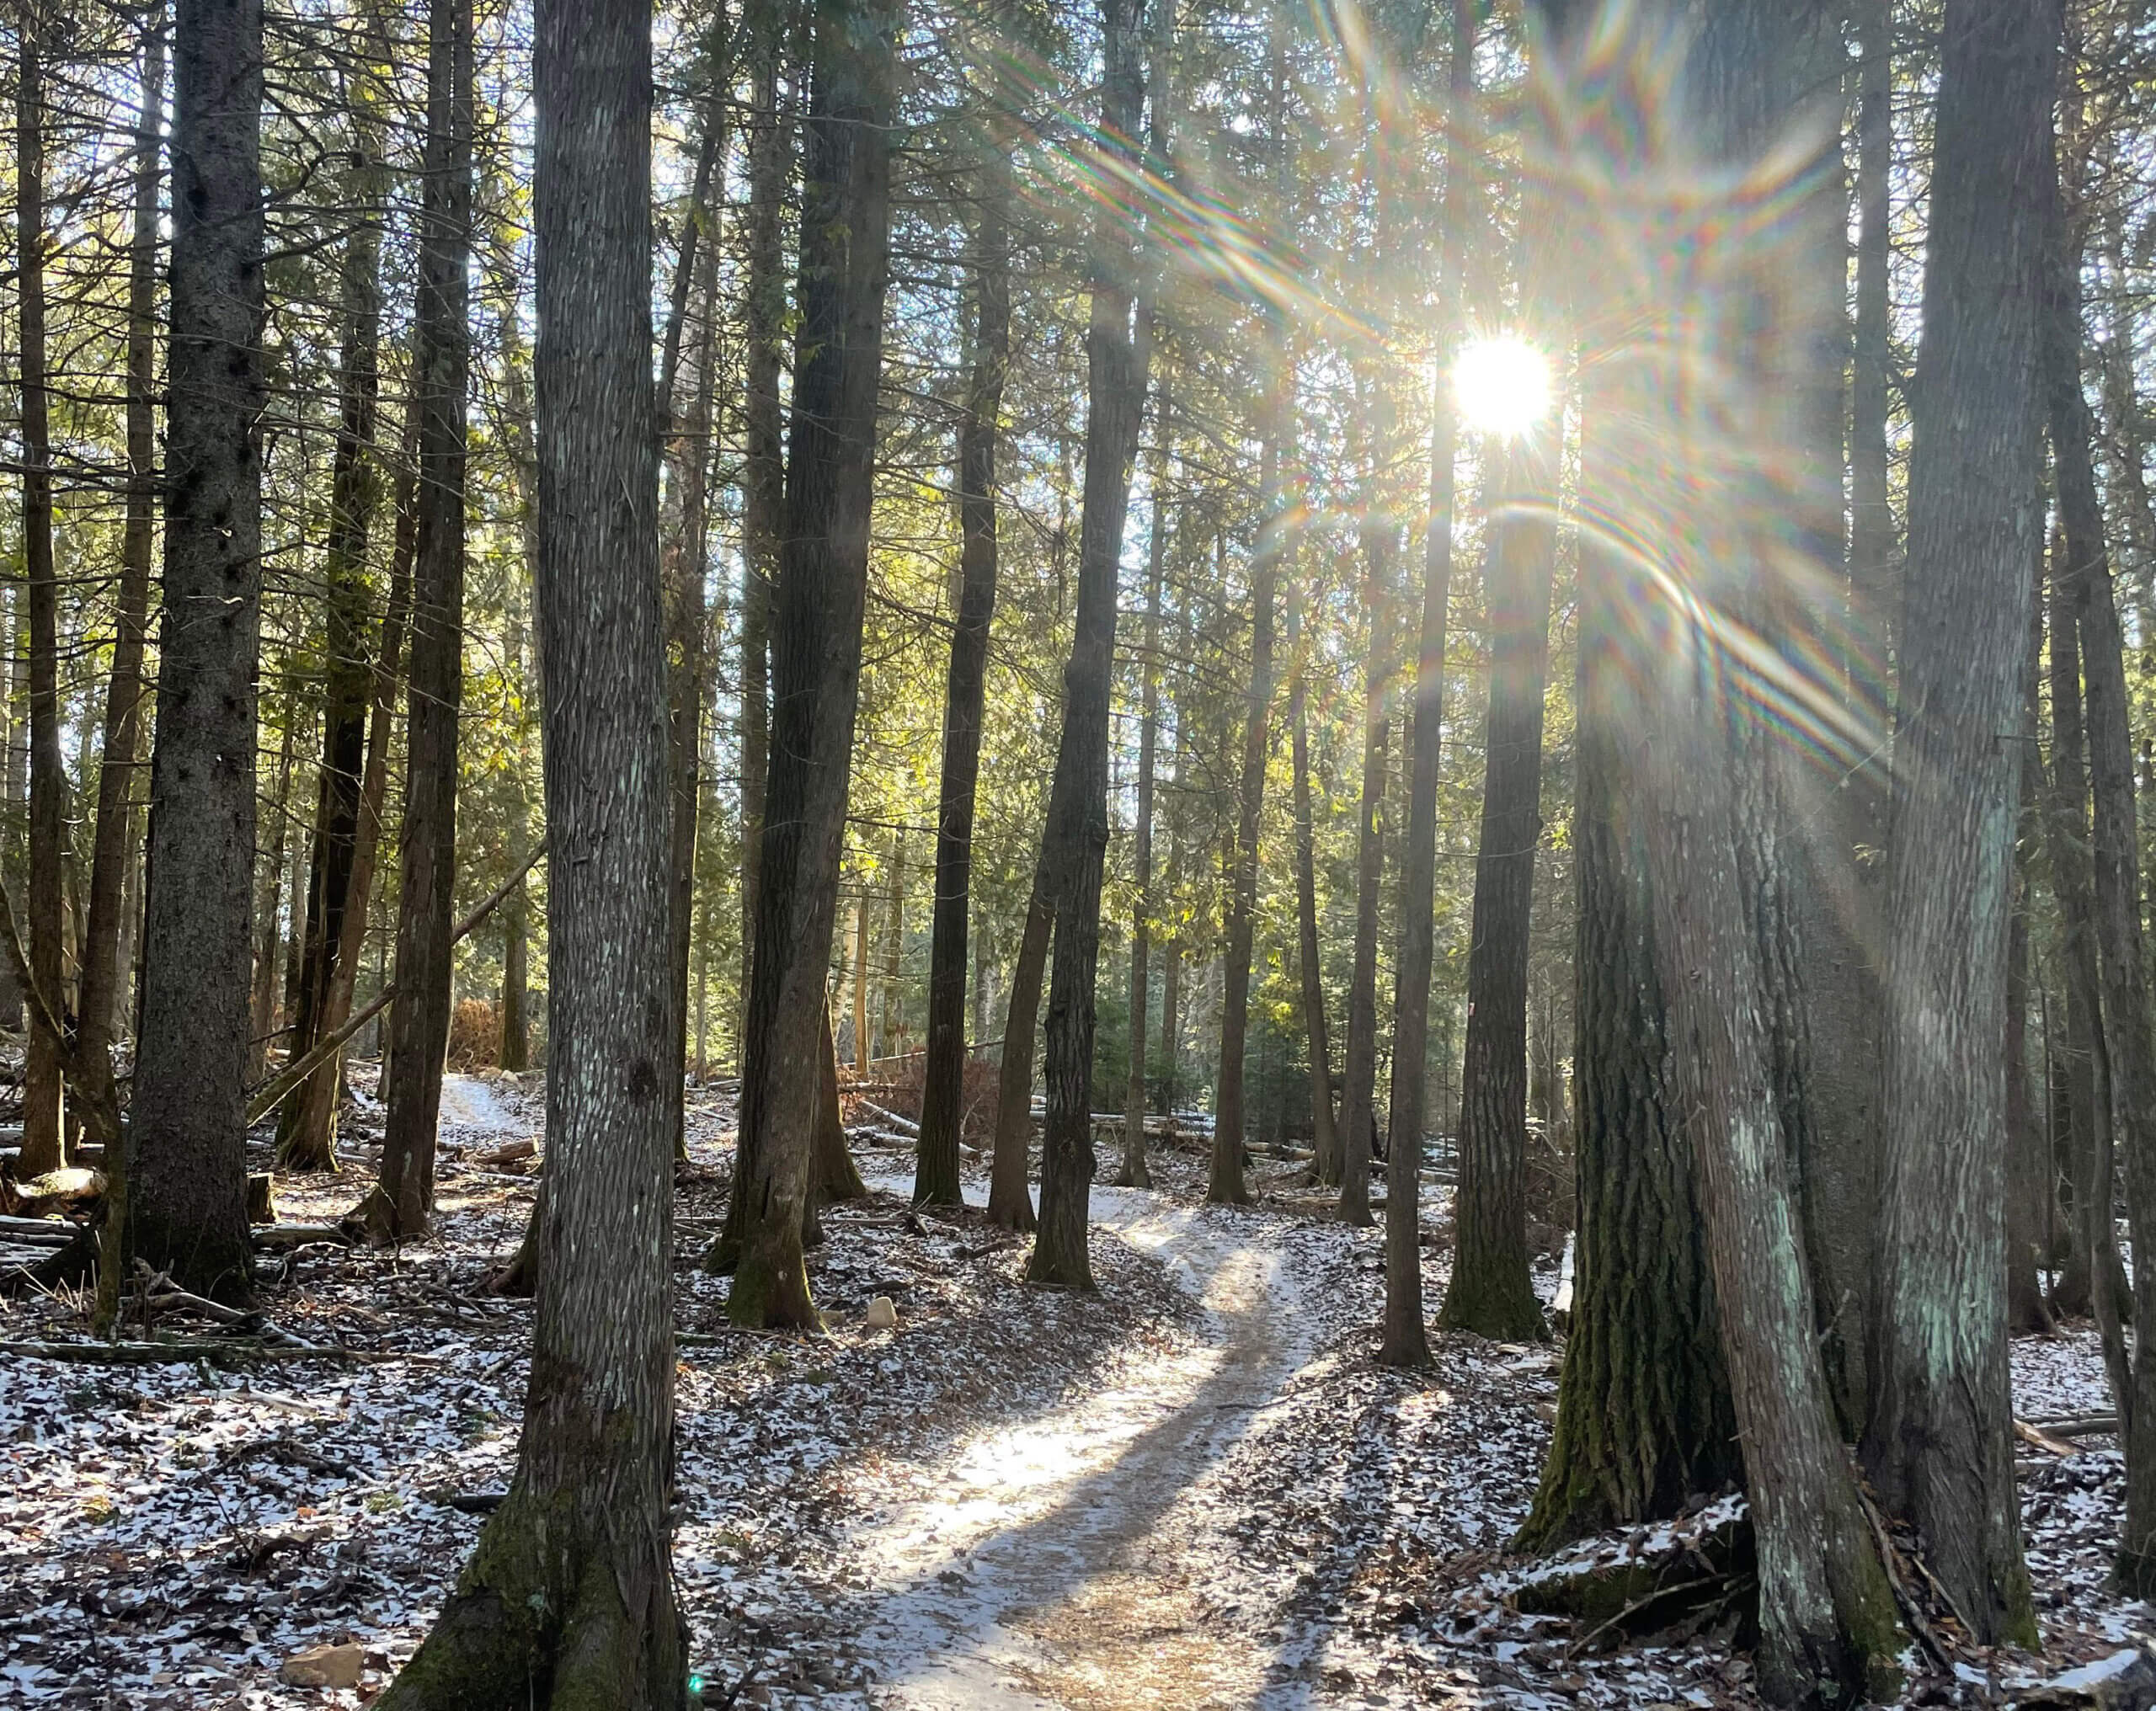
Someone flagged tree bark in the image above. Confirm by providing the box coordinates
[371,0,473,1244]
[1118,416,1171,1190]
[878,832,905,1058]
[377,3,682,1695]
[725,0,898,1329]
[1517,333,1741,1548]
[131,0,265,1303]
[15,13,65,1172]
[1865,0,2054,1647]
[1336,528,1387,1228]
[737,0,795,1034]
[1210,7,1285,1211]
[76,3,163,1153]
[1025,0,1155,1282]
[919,105,1012,1206]
[1289,600,1339,1187]
[277,119,387,1172]
[2008,591,2055,1337]
[986,878,1047,1230]
[1439,429,1555,1342]
[1379,0,1473,1370]
[2041,89,2156,1593]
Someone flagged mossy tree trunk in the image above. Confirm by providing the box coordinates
[378,3,683,1701]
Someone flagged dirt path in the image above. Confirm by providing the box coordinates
[846,1182,1319,1710]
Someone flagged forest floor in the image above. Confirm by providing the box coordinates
[0,1071,2141,1709]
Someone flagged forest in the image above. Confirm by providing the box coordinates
[0,0,2149,1704]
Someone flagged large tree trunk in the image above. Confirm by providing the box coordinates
[918,109,1012,1206]
[1379,0,1473,1371]
[130,0,265,1303]
[277,128,387,1172]
[1027,0,1155,1283]
[737,0,795,1033]
[1866,0,2054,1646]
[725,0,898,1329]
[15,14,65,1172]
[76,4,163,1138]
[1516,340,1740,1550]
[1438,428,1555,1342]
[2008,606,2056,1338]
[377,4,682,1697]
[371,0,473,1244]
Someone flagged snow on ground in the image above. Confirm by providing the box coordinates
[0,1074,2141,1709]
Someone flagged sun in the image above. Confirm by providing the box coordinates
[1452,334,1554,438]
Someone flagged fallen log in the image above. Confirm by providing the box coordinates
[2029,1414,2120,1439]
[0,1214,82,1246]
[0,1336,438,1367]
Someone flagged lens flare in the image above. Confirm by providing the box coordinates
[1453,335,1554,438]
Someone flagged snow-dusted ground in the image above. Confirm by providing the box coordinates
[0,1074,2139,1708]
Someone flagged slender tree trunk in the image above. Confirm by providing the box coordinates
[2008,588,2055,1336]
[371,0,473,1243]
[738,0,795,1032]
[248,717,296,1084]
[662,109,723,1157]
[986,879,1047,1230]
[2042,525,2111,1322]
[851,895,870,1072]
[277,130,386,1171]
[1019,0,1155,1284]
[76,5,163,1147]
[919,109,1012,1205]
[1289,611,1339,1187]
[1336,536,1388,1226]
[16,14,65,1171]
[1377,0,1475,1371]
[725,0,898,1329]
[1865,0,2054,1645]
[377,3,681,1694]
[1210,8,1285,1210]
[878,832,905,1057]
[130,0,264,1303]
[1119,420,1171,1189]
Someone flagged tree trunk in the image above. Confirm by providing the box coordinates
[1119,417,1171,1190]
[1378,0,1474,1372]
[738,0,795,1033]
[15,14,66,1172]
[130,0,265,1303]
[1439,428,1555,1342]
[277,125,387,1172]
[1336,535,1387,1227]
[248,715,296,1085]
[1516,326,1741,1547]
[919,109,1012,1206]
[725,0,898,1329]
[662,105,723,1158]
[377,3,682,1695]
[986,878,1047,1230]
[1289,618,1339,1187]
[2007,608,2055,1337]
[76,3,163,1146]
[1025,0,1155,1283]
[878,832,905,1058]
[2041,94,2156,1595]
[1866,0,2054,1647]
[2041,517,2111,1322]
[371,0,473,1245]
[851,894,870,1072]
